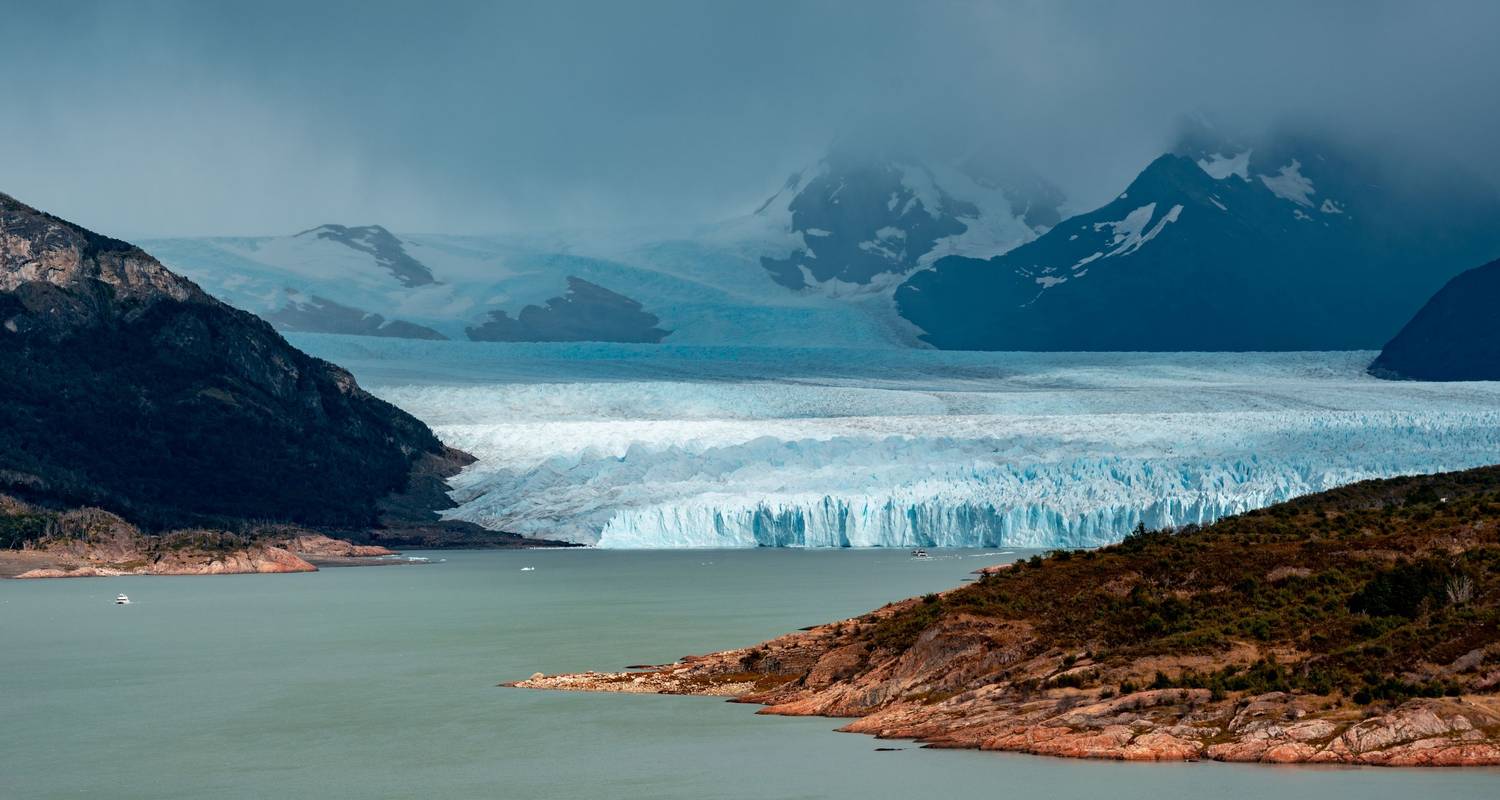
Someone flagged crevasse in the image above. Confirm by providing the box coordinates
[433,417,1500,547]
[332,344,1500,549]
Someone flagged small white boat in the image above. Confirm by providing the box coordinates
[910,549,929,559]
[115,593,131,605]
[520,566,536,572]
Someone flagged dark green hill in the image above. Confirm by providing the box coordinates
[0,191,451,531]
[1369,258,1500,381]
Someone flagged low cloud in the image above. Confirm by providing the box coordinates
[2,0,1496,237]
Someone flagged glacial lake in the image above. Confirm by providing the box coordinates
[4,549,1498,799]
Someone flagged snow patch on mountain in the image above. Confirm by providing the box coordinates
[750,150,1063,291]
[1196,150,1252,180]
[1094,203,1183,257]
[1259,159,1317,206]
[1019,200,1185,292]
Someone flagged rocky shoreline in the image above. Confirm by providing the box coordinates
[513,469,1500,767]
[510,599,1500,766]
[1,495,432,579]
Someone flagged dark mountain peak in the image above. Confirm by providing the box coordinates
[295,223,436,288]
[1,191,203,317]
[754,143,1058,291]
[896,136,1500,352]
[466,276,669,343]
[267,291,448,340]
[0,191,138,260]
[1169,114,1251,164]
[1122,153,1220,199]
[1369,258,1500,381]
[1,190,450,530]
[757,153,972,289]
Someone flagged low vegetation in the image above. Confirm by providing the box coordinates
[864,466,1500,703]
[3,495,267,555]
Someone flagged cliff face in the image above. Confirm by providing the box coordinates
[1369,257,1500,381]
[514,467,1500,766]
[0,191,445,530]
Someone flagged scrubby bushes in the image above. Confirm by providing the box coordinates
[1348,560,1462,618]
[0,512,50,549]
[850,466,1500,700]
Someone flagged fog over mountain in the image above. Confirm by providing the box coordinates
[2,0,1498,238]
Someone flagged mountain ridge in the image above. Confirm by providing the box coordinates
[1369,257,1500,380]
[0,191,457,532]
[896,134,1500,351]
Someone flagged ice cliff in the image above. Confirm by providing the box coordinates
[300,339,1500,548]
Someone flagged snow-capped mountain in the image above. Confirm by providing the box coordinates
[897,130,1500,351]
[142,224,502,340]
[0,191,451,531]
[752,146,1063,291]
[143,143,1062,348]
[143,217,907,347]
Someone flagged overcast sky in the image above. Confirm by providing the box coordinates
[2,0,1497,237]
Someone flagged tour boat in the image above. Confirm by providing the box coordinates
[115,593,131,605]
[910,549,929,559]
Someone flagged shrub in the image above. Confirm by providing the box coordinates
[1349,561,1452,618]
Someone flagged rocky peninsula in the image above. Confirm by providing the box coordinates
[0,495,413,578]
[514,467,1500,766]
[0,190,577,572]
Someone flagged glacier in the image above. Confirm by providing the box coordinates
[293,336,1500,548]
[142,229,904,348]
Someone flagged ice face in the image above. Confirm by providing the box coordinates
[295,336,1500,548]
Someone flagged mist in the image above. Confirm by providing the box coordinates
[2,0,1497,238]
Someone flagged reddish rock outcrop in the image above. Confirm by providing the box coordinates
[510,606,1500,766]
[513,467,1500,767]
[1,497,316,578]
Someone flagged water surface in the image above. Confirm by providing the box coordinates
[3,549,1497,799]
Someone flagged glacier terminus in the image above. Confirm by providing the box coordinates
[297,336,1500,549]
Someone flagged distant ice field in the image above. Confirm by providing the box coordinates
[294,335,1500,548]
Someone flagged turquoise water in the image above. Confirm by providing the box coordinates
[3,549,1498,799]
